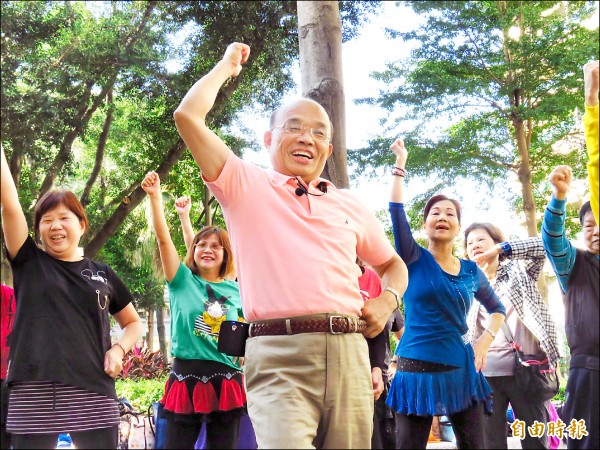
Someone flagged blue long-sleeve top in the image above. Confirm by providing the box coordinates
[541,195,584,293]
[389,203,505,366]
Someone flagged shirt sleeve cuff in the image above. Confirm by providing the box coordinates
[499,241,512,257]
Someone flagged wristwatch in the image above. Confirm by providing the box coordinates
[385,286,401,311]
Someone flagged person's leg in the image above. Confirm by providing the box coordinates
[372,396,384,449]
[483,376,511,449]
[165,417,203,449]
[10,433,59,449]
[563,367,599,450]
[245,333,325,448]
[317,332,373,449]
[395,413,432,449]
[449,401,485,449]
[205,410,241,449]
[70,426,118,449]
[507,376,549,450]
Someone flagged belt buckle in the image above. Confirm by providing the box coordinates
[329,315,344,334]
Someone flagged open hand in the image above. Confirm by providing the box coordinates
[473,245,501,269]
[473,337,490,372]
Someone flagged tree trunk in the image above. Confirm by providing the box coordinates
[9,150,23,187]
[514,120,538,237]
[156,304,168,358]
[146,308,155,350]
[514,119,550,299]
[37,1,157,201]
[297,0,348,188]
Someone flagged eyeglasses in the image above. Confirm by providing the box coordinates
[271,120,330,142]
[195,242,223,251]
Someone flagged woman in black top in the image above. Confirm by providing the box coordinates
[1,148,143,449]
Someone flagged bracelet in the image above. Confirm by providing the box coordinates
[484,328,496,339]
[385,286,402,311]
[112,343,127,357]
[391,166,406,177]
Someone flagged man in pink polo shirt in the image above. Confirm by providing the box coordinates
[174,42,408,449]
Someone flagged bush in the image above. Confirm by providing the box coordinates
[118,345,170,381]
[116,377,168,413]
[553,385,566,404]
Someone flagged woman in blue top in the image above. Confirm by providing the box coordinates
[142,171,245,449]
[386,139,506,449]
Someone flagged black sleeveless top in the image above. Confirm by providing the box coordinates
[565,249,599,359]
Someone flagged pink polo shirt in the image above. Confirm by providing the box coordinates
[206,151,395,322]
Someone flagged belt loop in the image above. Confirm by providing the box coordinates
[248,323,254,338]
[285,318,292,335]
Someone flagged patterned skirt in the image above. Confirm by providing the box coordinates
[160,358,245,423]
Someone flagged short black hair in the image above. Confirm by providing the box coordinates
[579,201,593,226]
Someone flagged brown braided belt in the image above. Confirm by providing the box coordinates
[248,316,367,337]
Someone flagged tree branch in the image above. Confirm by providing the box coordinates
[81,90,114,207]
[84,140,186,259]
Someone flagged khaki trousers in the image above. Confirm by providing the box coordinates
[245,325,373,449]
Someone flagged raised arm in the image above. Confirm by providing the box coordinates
[1,147,29,258]
[583,60,599,223]
[541,165,576,293]
[390,138,407,204]
[173,43,250,182]
[388,138,422,264]
[141,171,181,282]
[175,195,195,250]
[474,237,546,281]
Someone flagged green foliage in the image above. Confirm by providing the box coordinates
[390,332,398,356]
[1,1,385,305]
[351,1,598,237]
[116,376,168,413]
[119,346,171,381]
[553,385,566,404]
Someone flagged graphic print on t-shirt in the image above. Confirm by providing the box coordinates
[194,284,229,339]
[81,269,108,284]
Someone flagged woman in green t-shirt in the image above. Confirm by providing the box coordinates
[142,171,245,449]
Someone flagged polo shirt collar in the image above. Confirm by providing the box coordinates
[266,169,336,190]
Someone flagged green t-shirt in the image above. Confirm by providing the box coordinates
[167,262,243,370]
